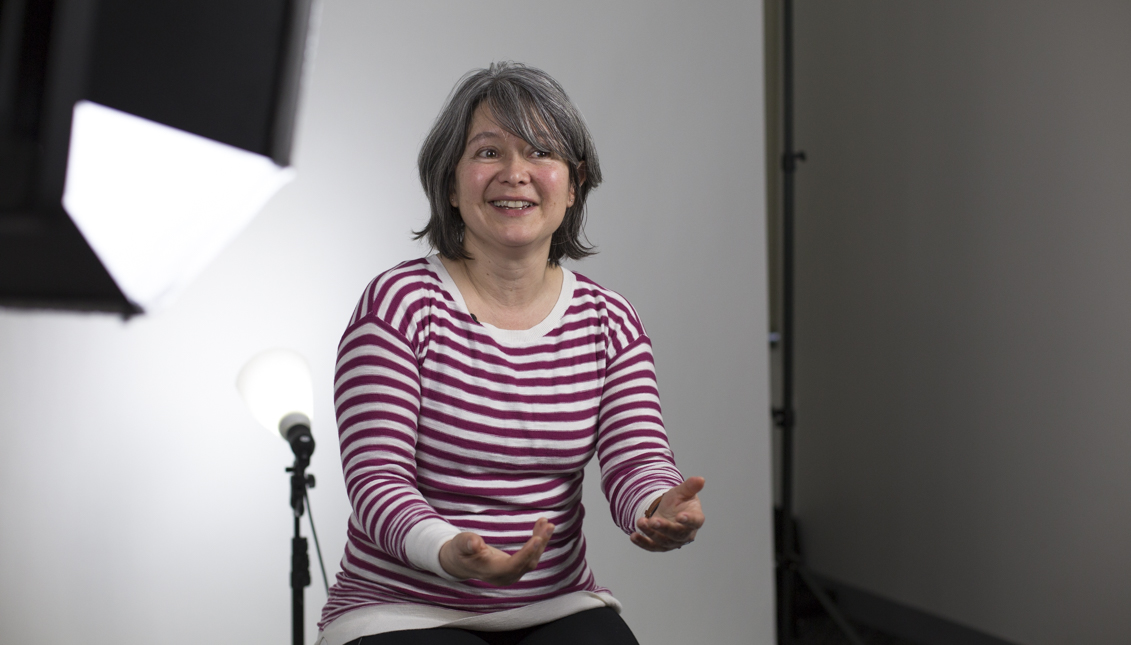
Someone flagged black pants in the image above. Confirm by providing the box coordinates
[347,607,639,645]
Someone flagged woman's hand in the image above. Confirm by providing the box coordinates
[439,517,555,586]
[630,476,705,552]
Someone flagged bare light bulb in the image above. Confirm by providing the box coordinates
[236,348,314,439]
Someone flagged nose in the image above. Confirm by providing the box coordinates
[498,153,531,185]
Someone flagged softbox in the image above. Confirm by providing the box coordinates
[0,0,315,315]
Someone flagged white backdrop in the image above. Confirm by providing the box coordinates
[0,2,773,643]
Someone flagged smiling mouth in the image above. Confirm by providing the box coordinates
[490,200,536,209]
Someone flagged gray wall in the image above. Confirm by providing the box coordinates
[0,2,774,644]
[788,2,1131,644]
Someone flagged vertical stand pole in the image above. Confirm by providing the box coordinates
[289,461,312,645]
[778,0,799,640]
[775,1,862,644]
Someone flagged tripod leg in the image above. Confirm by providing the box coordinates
[795,566,866,645]
[778,564,796,643]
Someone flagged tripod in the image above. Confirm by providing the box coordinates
[773,1,864,643]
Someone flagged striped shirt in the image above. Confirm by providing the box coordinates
[318,256,683,635]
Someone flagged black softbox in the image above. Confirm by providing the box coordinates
[0,0,314,315]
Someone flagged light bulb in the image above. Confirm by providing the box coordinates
[237,349,314,438]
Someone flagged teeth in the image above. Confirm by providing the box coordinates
[492,200,534,208]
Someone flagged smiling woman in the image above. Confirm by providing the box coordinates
[316,62,705,645]
[416,62,601,268]
[451,107,575,263]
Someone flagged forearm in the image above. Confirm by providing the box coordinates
[597,337,684,534]
[337,316,456,566]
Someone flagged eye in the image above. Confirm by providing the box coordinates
[531,149,551,159]
[475,148,498,158]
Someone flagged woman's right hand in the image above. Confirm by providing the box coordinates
[438,517,555,586]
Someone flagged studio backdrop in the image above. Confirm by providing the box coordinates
[0,2,774,644]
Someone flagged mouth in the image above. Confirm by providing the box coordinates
[490,200,536,210]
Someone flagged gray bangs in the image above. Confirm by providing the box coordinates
[481,81,583,168]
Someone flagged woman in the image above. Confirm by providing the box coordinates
[317,62,705,645]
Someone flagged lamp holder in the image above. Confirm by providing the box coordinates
[279,412,314,467]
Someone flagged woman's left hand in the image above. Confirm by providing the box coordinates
[630,476,705,552]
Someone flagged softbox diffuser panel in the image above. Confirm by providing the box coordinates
[63,101,294,312]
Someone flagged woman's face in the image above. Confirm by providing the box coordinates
[450,105,575,261]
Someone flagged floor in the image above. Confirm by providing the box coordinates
[789,612,920,645]
[780,571,921,645]
[775,509,921,645]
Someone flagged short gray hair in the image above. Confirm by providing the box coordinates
[415,62,602,265]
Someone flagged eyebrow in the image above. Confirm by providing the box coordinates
[466,130,505,147]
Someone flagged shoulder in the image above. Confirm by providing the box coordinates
[569,270,649,355]
[346,257,449,332]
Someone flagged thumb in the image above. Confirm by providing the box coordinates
[455,531,486,556]
[670,476,705,503]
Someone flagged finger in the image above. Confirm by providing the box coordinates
[677,507,705,523]
[505,519,555,569]
[630,528,695,553]
[488,520,557,585]
[629,531,667,552]
[670,508,705,530]
[532,517,555,541]
[508,538,544,568]
[640,515,699,541]
[635,519,688,549]
[655,505,704,527]
[525,517,554,550]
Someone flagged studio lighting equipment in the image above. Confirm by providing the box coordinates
[237,348,325,645]
[238,347,315,462]
[773,2,863,643]
[0,0,317,316]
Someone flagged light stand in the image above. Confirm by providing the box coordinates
[284,417,316,645]
[773,1,865,644]
[237,349,318,645]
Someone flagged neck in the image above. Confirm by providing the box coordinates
[456,252,555,308]
[440,240,563,330]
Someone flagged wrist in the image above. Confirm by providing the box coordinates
[406,518,464,580]
[438,538,468,580]
[438,539,454,573]
[644,491,665,519]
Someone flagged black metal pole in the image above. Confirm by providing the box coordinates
[778,0,800,639]
[289,461,312,645]
[775,2,862,644]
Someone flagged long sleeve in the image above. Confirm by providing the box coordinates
[596,335,684,535]
[336,313,457,568]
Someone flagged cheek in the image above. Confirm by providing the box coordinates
[452,167,481,206]
[543,168,573,204]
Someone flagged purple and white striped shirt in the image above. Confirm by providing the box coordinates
[319,256,683,632]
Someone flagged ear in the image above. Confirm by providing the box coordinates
[568,162,586,207]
